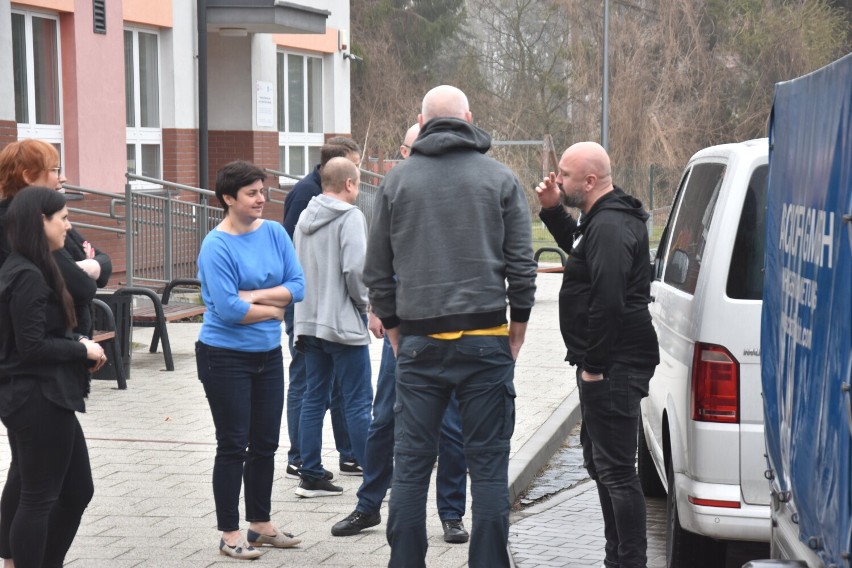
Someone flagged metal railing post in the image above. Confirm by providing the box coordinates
[163,191,173,282]
[124,175,135,287]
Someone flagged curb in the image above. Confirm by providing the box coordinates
[506,388,582,568]
[508,387,582,503]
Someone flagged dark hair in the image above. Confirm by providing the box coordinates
[215,161,266,214]
[5,186,76,328]
[320,137,361,168]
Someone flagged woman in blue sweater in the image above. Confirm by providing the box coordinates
[196,161,305,559]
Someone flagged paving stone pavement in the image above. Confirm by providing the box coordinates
[509,480,668,568]
[0,273,579,567]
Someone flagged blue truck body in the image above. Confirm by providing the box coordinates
[757,53,852,567]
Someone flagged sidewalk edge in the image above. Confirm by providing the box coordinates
[508,387,581,503]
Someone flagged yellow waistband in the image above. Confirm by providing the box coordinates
[429,324,509,340]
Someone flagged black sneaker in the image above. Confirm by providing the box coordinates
[294,476,343,498]
[331,509,381,536]
[441,519,469,544]
[339,459,363,476]
[286,463,333,481]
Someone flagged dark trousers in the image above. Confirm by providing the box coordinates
[577,365,653,568]
[387,335,516,568]
[196,341,284,531]
[356,337,467,519]
[0,387,94,568]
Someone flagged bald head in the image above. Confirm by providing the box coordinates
[563,142,612,184]
[556,141,614,212]
[321,157,360,203]
[400,123,420,159]
[419,85,472,125]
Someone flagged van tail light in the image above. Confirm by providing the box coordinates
[691,343,739,423]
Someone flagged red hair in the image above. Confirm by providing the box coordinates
[0,139,59,200]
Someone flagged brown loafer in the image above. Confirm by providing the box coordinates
[247,527,302,548]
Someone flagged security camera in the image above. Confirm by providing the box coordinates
[343,52,363,62]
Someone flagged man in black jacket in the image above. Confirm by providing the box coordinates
[536,142,659,568]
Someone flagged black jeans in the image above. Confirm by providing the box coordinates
[577,365,652,568]
[196,342,284,531]
[388,335,516,568]
[0,387,94,568]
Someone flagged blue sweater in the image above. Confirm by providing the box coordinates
[198,220,304,351]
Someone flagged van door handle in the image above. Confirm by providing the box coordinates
[842,383,852,437]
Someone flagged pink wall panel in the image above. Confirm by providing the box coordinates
[61,0,126,192]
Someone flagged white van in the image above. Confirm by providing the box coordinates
[639,139,771,568]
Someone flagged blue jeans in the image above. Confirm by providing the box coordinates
[578,364,653,568]
[298,336,373,480]
[196,341,284,531]
[387,335,515,568]
[285,305,353,466]
[356,337,467,520]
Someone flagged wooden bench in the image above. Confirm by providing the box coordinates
[534,246,567,274]
[114,278,205,371]
[91,298,127,389]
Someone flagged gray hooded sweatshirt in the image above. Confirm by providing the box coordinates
[294,194,370,346]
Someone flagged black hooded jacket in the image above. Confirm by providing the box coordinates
[539,187,659,374]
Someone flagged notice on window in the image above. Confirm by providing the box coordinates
[256,81,274,127]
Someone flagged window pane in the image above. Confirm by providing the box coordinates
[308,146,321,170]
[663,163,726,294]
[127,144,137,174]
[138,32,159,128]
[124,31,135,127]
[279,146,286,171]
[289,146,305,176]
[727,165,768,300]
[31,16,60,125]
[12,14,28,124]
[288,54,304,132]
[277,53,286,131]
[307,57,322,133]
[141,144,160,179]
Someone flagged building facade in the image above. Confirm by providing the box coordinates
[0,0,352,192]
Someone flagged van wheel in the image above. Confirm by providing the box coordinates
[637,417,665,497]
[665,457,726,568]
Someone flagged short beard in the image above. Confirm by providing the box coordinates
[561,190,584,209]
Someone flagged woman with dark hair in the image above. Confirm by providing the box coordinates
[197,160,304,559]
[0,139,113,336]
[0,187,106,567]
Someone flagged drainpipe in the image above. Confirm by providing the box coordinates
[197,0,208,190]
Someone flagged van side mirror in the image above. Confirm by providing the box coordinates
[665,249,689,285]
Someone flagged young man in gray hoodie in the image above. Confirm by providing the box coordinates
[293,157,373,497]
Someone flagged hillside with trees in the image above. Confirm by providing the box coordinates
[350,0,850,182]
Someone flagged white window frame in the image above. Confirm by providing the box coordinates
[277,51,324,178]
[12,9,64,151]
[124,26,162,187]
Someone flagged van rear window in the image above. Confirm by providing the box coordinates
[726,165,768,300]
